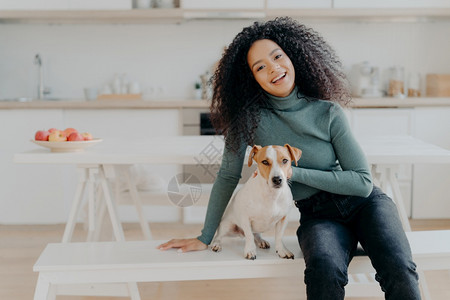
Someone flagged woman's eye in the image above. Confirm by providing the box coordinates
[262,160,269,165]
[256,65,265,72]
[274,54,282,60]
[282,159,289,164]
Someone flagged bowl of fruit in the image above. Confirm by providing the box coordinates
[32,128,102,152]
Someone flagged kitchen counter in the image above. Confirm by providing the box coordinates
[0,99,210,109]
[0,97,449,109]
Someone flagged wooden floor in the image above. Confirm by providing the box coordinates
[1,219,450,300]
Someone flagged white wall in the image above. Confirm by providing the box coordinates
[1,19,450,100]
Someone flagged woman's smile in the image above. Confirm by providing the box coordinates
[271,72,286,84]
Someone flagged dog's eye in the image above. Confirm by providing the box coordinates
[282,159,289,164]
[262,160,269,166]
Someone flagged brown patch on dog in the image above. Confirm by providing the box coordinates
[253,146,272,181]
[232,224,245,237]
[248,145,262,167]
[284,144,302,166]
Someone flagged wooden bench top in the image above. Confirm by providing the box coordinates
[34,230,450,283]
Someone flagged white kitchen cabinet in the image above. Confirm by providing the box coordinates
[181,0,265,9]
[0,0,69,10]
[68,0,132,10]
[0,0,131,11]
[63,109,180,139]
[267,0,332,9]
[349,108,415,138]
[412,107,450,218]
[0,109,67,224]
[334,0,450,8]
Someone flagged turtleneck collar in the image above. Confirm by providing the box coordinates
[264,86,303,110]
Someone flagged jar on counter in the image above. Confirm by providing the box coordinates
[388,66,405,98]
[407,72,422,97]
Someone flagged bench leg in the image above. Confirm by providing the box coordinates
[34,274,55,300]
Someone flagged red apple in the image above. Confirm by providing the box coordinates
[48,128,59,133]
[81,132,93,141]
[48,130,67,142]
[35,130,50,141]
[67,132,84,141]
[63,128,78,137]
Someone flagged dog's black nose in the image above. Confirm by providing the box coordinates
[272,176,282,186]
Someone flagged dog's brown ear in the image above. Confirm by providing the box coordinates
[248,145,262,167]
[284,144,302,166]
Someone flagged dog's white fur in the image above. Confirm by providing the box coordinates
[211,144,302,260]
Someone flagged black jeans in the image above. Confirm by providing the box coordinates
[295,186,421,300]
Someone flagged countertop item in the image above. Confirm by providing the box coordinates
[31,138,103,152]
[426,74,450,97]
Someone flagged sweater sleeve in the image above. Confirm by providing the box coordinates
[290,104,373,197]
[197,139,247,245]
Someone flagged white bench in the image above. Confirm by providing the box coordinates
[33,230,450,300]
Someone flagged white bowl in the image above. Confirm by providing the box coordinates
[31,138,102,152]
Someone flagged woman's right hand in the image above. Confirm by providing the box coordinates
[157,238,208,253]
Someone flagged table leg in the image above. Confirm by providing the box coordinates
[123,166,152,240]
[33,274,53,300]
[91,184,106,242]
[62,168,88,243]
[86,168,98,241]
[99,165,125,241]
[379,165,412,232]
[127,282,142,300]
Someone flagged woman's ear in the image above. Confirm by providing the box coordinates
[284,144,302,166]
[248,145,262,167]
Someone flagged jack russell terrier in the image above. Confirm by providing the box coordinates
[211,144,302,260]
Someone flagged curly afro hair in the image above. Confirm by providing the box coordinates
[210,17,351,153]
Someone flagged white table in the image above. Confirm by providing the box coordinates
[14,136,227,242]
[360,135,450,231]
[14,135,450,240]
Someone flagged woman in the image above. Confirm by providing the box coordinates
[158,17,420,299]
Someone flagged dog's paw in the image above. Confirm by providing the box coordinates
[256,238,270,249]
[210,243,222,252]
[245,250,257,260]
[276,248,294,260]
[244,244,257,260]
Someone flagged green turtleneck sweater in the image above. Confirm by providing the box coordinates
[197,87,373,245]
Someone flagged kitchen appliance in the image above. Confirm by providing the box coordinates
[350,61,383,98]
[200,112,218,135]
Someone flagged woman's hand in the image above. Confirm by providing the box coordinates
[157,238,208,253]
